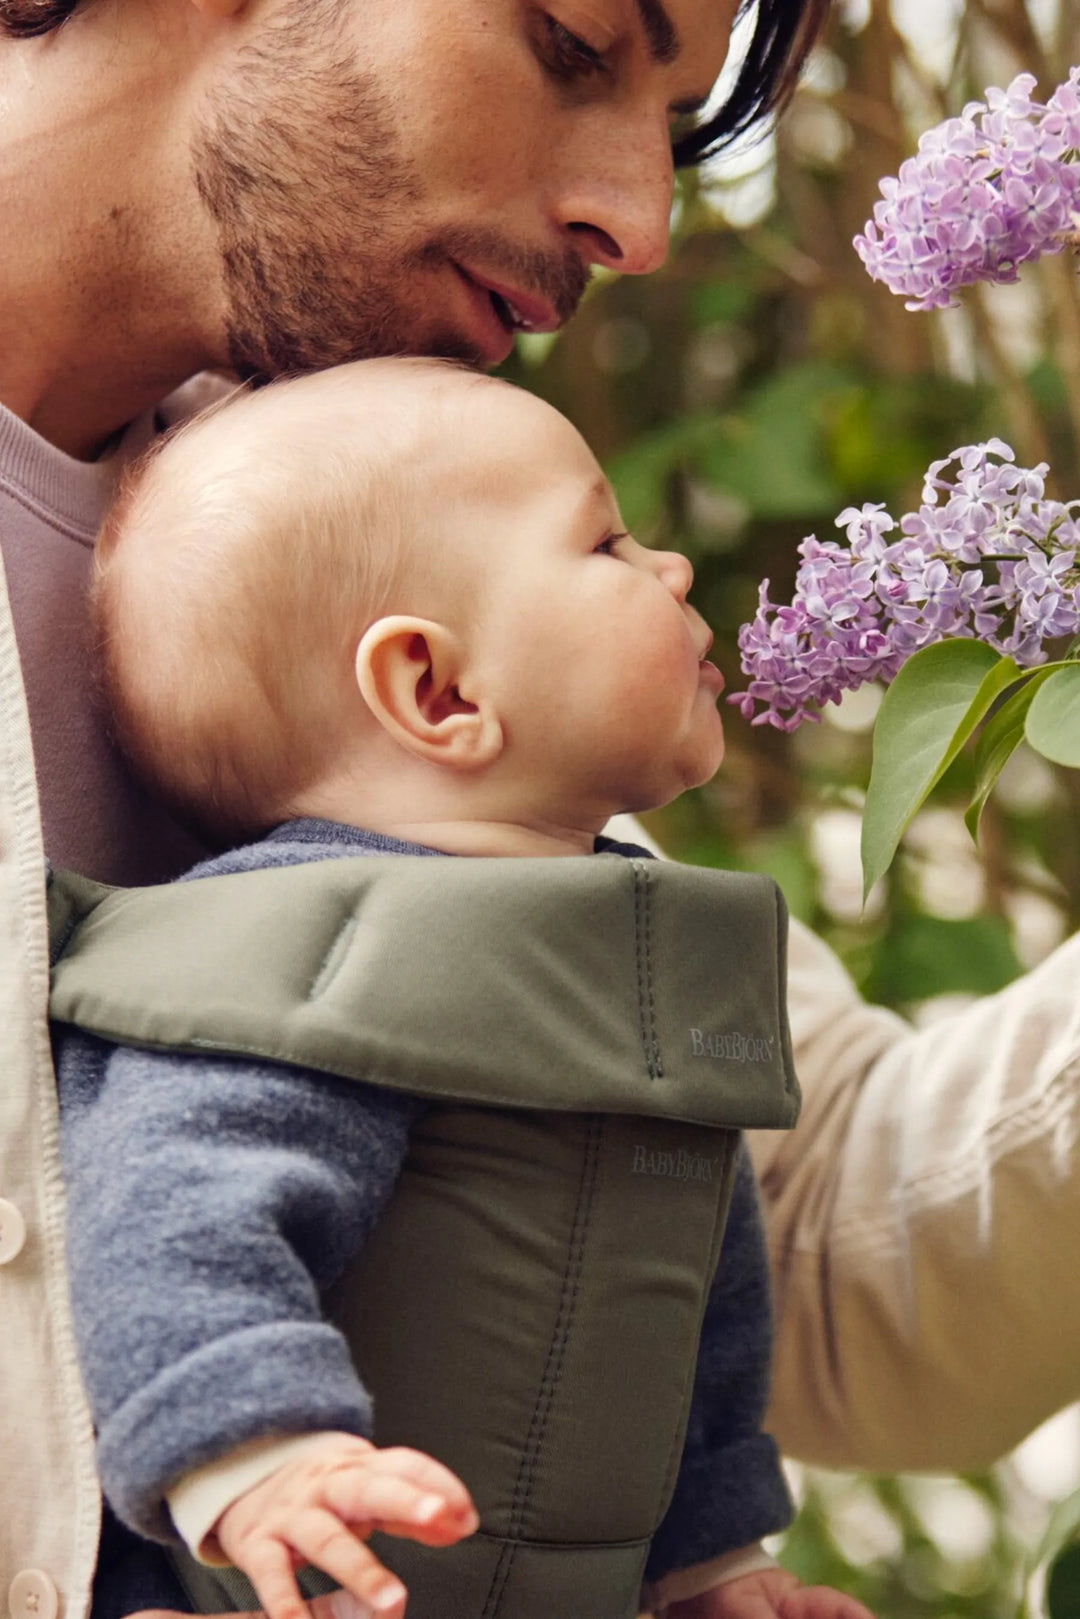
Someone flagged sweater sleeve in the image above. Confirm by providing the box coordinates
[644,1138,793,1583]
[55,1029,418,1544]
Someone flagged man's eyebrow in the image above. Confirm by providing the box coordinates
[634,0,679,66]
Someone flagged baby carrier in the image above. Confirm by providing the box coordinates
[49,852,799,1619]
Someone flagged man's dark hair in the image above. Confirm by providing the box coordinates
[0,0,73,32]
[674,0,830,163]
[2,0,827,157]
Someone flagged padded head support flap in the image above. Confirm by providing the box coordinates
[49,854,798,1129]
[49,855,799,1618]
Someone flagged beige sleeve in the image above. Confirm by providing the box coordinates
[754,914,1080,1471]
[643,1543,780,1611]
[168,1433,329,1563]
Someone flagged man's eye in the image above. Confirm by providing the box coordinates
[542,15,608,81]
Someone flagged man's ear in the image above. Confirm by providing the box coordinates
[355,617,504,769]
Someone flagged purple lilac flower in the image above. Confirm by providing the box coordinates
[854,70,1080,310]
[733,441,1080,729]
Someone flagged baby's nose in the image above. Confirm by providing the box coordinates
[657,549,694,600]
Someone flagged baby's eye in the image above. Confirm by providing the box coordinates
[595,532,628,556]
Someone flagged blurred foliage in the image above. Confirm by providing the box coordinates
[503,0,1080,1612]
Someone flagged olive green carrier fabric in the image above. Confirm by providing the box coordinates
[49,854,800,1619]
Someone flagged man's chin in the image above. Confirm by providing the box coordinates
[224,308,493,384]
[410,329,490,371]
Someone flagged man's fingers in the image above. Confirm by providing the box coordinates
[122,1587,390,1619]
[126,1611,251,1619]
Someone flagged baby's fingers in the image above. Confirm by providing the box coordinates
[227,1535,310,1619]
[281,1509,408,1619]
[324,1467,478,1545]
[369,1447,477,1517]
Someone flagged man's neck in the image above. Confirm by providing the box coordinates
[0,19,226,459]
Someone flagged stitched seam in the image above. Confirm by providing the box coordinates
[49,906,80,968]
[481,1115,604,1619]
[0,474,99,544]
[631,860,662,1080]
[821,1059,1080,1251]
[653,1130,739,1521]
[470,1530,653,1550]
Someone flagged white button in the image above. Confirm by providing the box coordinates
[0,1199,26,1264]
[8,1570,59,1619]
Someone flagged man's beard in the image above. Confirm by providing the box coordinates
[191,7,587,380]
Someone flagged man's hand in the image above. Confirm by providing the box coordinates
[127,1585,395,1619]
[666,1568,876,1619]
[212,1432,479,1619]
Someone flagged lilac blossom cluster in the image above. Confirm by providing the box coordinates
[733,440,1080,730]
[854,69,1080,310]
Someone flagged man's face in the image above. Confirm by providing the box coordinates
[427,378,727,820]
[193,0,735,379]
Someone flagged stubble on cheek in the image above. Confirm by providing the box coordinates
[190,9,591,381]
[190,10,433,380]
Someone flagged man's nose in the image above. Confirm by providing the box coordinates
[555,119,674,276]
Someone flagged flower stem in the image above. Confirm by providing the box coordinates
[1039,252,1080,475]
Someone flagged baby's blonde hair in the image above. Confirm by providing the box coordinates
[93,358,486,843]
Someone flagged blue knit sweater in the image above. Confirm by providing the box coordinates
[54,819,792,1589]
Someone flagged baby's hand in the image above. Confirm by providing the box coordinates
[213,1431,478,1619]
[666,1568,875,1619]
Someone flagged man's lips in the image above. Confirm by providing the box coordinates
[450,263,562,364]
[461,269,562,334]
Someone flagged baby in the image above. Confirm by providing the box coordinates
[54,359,873,1619]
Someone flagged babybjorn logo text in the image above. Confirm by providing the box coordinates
[690,1029,774,1063]
[631,1145,719,1183]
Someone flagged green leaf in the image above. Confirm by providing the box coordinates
[865,914,1021,1003]
[1021,1468,1080,1616]
[1025,664,1080,766]
[1048,1542,1080,1619]
[965,669,1053,839]
[862,641,1018,899]
[698,362,848,519]
[1034,1484,1080,1572]
[690,281,757,327]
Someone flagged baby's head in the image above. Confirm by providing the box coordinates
[94,359,725,852]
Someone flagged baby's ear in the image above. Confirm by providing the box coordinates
[355,617,503,769]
